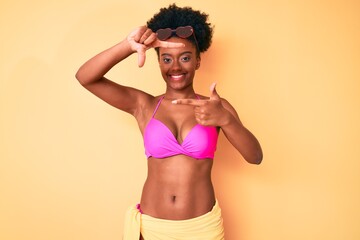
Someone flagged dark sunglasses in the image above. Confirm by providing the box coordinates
[156,26,199,51]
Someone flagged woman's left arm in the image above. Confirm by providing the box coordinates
[173,83,263,164]
[219,97,263,164]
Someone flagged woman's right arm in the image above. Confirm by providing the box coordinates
[75,26,184,115]
[75,27,159,116]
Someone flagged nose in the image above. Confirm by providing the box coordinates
[170,59,182,71]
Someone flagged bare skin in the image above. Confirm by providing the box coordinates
[75,26,263,223]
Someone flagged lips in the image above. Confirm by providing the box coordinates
[169,73,186,81]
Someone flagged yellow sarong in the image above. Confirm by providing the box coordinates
[123,201,225,240]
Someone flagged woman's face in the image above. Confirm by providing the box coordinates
[158,37,200,91]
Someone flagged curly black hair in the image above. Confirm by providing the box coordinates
[147,4,214,54]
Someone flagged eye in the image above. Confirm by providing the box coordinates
[181,56,191,62]
[162,57,172,64]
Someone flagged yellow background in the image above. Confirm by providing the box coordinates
[1,0,359,239]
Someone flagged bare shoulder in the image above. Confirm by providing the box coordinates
[135,94,164,132]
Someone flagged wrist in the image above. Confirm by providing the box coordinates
[106,39,135,64]
[117,39,135,54]
[220,110,236,127]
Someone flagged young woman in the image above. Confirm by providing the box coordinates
[75,4,262,240]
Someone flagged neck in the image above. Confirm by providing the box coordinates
[163,88,197,100]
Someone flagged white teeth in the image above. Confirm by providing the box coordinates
[169,74,184,81]
[172,75,182,79]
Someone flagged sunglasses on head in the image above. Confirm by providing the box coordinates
[156,26,199,51]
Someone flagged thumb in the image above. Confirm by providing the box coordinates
[210,82,220,100]
[137,46,146,68]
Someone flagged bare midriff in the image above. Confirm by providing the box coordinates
[139,154,215,220]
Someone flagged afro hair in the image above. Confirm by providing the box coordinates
[147,4,214,54]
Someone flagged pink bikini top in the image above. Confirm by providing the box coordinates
[143,96,218,160]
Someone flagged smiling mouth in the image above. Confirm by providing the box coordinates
[169,74,185,81]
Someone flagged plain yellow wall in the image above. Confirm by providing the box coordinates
[1,0,359,239]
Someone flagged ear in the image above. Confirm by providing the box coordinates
[195,57,201,70]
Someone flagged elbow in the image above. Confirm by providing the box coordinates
[246,151,263,165]
[252,155,263,165]
[248,142,263,165]
[75,70,90,87]
[75,68,100,87]
[75,71,85,86]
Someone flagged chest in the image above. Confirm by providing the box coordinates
[152,100,197,144]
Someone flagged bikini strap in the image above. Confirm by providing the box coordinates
[152,94,198,117]
[151,96,165,118]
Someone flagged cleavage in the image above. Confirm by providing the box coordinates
[154,102,197,144]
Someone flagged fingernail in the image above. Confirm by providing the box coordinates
[171,100,178,104]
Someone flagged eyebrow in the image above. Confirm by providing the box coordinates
[160,51,194,57]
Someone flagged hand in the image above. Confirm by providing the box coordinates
[172,83,231,127]
[127,26,185,67]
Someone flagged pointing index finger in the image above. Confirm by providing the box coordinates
[154,40,185,48]
[172,99,205,106]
